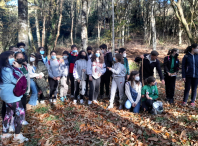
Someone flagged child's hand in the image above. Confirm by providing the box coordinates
[132,103,137,107]
[77,79,80,83]
[107,67,111,71]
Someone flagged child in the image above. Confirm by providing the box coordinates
[68,45,78,97]
[46,51,61,103]
[182,44,198,107]
[141,76,158,113]
[164,48,179,104]
[60,51,70,102]
[86,46,93,96]
[87,49,106,104]
[17,42,28,64]
[107,54,126,109]
[125,71,142,113]
[119,48,130,79]
[73,50,88,104]
[38,47,48,64]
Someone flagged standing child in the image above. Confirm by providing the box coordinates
[87,49,106,104]
[164,48,179,104]
[107,54,126,109]
[73,50,88,104]
[60,51,70,102]
[141,76,158,113]
[38,47,48,64]
[119,48,130,79]
[46,51,61,103]
[125,71,142,113]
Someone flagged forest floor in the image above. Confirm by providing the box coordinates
[1,40,198,146]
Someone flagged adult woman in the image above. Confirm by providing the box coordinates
[125,71,142,113]
[38,47,48,64]
[164,48,179,104]
[182,44,198,107]
[0,51,28,144]
[87,49,106,105]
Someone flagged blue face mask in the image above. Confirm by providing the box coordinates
[95,53,100,57]
[20,48,25,52]
[63,56,68,59]
[51,55,56,60]
[72,50,78,53]
[9,58,15,65]
[113,57,116,62]
[40,51,45,55]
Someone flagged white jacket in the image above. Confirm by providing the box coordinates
[27,64,44,79]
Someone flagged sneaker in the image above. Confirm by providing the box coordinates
[60,97,65,102]
[73,100,77,105]
[64,96,68,100]
[182,102,187,106]
[49,99,53,102]
[191,102,195,108]
[36,100,39,105]
[40,100,45,104]
[13,134,28,143]
[108,103,113,109]
[88,100,92,105]
[71,95,74,98]
[80,99,84,104]
[77,95,80,100]
[93,100,98,104]
[22,120,29,126]
[1,133,12,138]
[1,133,13,145]
[53,99,57,103]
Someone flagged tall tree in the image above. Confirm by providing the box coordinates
[81,0,88,50]
[35,9,41,47]
[151,0,156,50]
[18,0,28,50]
[71,0,74,45]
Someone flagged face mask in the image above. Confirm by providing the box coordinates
[95,53,100,58]
[135,76,140,81]
[20,48,25,52]
[40,51,45,55]
[16,58,24,64]
[194,49,198,54]
[82,55,87,59]
[88,52,92,55]
[14,51,18,54]
[9,58,15,65]
[72,50,78,53]
[63,56,68,59]
[30,57,35,62]
[51,55,56,60]
[123,53,126,58]
[113,57,116,62]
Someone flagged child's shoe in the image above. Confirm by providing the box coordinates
[80,99,84,104]
[73,100,77,105]
[13,134,28,144]
[108,103,113,109]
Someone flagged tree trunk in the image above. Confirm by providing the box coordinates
[53,0,63,50]
[42,15,46,47]
[178,22,183,46]
[35,9,41,47]
[81,0,88,50]
[28,17,35,51]
[151,1,156,50]
[112,0,115,53]
[121,25,125,47]
[18,0,28,50]
[71,0,74,45]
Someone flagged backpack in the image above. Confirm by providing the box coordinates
[12,67,27,97]
[152,101,163,115]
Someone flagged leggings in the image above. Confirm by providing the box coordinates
[3,101,25,134]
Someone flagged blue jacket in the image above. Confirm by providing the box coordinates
[182,53,198,78]
[0,67,22,103]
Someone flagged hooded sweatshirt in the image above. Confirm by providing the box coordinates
[111,62,126,78]
[46,59,61,78]
[68,52,78,74]
[73,59,87,80]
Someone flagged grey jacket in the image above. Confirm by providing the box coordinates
[46,59,61,78]
[111,62,126,78]
[60,59,69,77]
[73,59,87,80]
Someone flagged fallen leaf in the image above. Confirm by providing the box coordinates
[148,137,158,141]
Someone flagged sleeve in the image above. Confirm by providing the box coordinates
[134,83,142,104]
[4,68,18,84]
[134,54,148,63]
[164,57,169,74]
[73,62,80,80]
[156,60,164,80]
[125,82,134,104]
[101,63,106,75]
[27,65,40,78]
[111,65,122,74]
[182,56,186,78]
[152,86,158,100]
[87,59,92,76]
[126,58,130,75]
[141,86,146,96]
[46,61,54,78]
[107,53,113,67]
[26,73,30,94]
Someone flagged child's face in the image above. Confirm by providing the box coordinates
[82,52,86,56]
[150,82,156,86]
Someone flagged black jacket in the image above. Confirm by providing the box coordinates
[164,55,179,75]
[23,52,28,63]
[182,53,198,78]
[135,54,164,80]
[104,52,113,68]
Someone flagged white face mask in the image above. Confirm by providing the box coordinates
[30,57,35,62]
[123,53,127,58]
[135,76,140,81]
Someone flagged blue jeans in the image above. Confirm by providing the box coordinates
[28,79,38,106]
[125,100,141,113]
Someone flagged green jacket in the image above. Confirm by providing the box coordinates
[124,57,130,75]
[141,85,158,101]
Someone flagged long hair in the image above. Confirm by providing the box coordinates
[76,50,88,61]
[29,53,39,66]
[167,48,178,55]
[184,44,198,54]
[0,51,14,84]
[128,71,140,87]
[115,54,124,64]
[91,49,104,63]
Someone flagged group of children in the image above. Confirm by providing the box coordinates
[1,42,198,144]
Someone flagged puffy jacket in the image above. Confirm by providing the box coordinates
[182,53,198,78]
